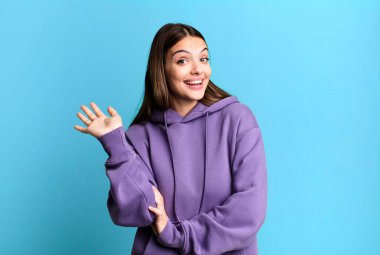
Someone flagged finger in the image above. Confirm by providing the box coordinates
[152,186,163,199]
[90,102,106,117]
[152,187,162,203]
[73,125,87,134]
[81,105,97,121]
[152,189,159,204]
[108,106,119,117]
[77,112,91,126]
[148,206,162,216]
[152,192,164,209]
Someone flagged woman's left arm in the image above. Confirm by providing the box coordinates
[154,106,268,254]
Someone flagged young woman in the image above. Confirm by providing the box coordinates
[74,23,267,255]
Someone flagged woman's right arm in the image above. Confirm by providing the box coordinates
[97,126,157,227]
[74,102,157,227]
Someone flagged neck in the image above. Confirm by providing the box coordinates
[171,100,198,117]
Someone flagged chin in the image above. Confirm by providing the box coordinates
[191,91,206,100]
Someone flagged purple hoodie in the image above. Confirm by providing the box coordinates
[97,96,267,255]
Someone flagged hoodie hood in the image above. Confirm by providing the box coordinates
[150,96,240,224]
[150,96,239,125]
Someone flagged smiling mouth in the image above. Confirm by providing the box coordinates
[184,79,203,85]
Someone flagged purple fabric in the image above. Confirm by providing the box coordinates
[97,96,267,255]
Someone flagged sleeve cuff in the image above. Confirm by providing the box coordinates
[156,220,185,250]
[97,125,134,162]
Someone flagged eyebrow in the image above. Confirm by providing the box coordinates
[172,47,208,57]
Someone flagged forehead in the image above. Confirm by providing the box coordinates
[169,36,207,54]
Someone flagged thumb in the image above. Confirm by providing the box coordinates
[108,106,118,117]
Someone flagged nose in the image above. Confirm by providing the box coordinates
[190,60,202,75]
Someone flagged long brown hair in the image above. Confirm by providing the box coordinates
[130,23,231,126]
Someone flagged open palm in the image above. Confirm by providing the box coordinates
[74,102,123,138]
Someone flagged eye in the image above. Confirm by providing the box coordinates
[201,57,210,63]
[177,59,188,64]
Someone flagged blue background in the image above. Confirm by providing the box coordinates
[1,1,379,254]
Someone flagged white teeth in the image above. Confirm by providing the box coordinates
[185,80,202,85]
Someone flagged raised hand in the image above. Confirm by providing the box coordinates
[74,102,123,138]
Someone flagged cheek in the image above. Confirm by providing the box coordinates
[168,67,184,80]
[166,70,180,84]
[166,70,185,90]
[206,66,212,77]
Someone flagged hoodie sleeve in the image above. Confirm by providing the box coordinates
[156,106,267,254]
[97,125,157,227]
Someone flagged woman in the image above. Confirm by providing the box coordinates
[74,23,267,255]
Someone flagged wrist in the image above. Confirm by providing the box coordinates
[156,219,185,250]
[158,216,169,235]
[97,125,134,161]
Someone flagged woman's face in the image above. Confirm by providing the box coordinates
[164,36,211,110]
